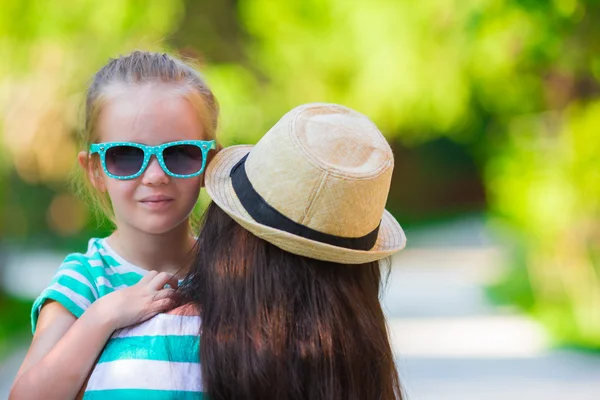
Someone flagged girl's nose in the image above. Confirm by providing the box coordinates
[141,156,169,185]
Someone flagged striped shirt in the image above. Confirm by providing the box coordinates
[31,238,148,333]
[31,238,205,397]
[84,312,204,399]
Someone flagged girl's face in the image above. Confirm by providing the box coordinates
[91,84,207,235]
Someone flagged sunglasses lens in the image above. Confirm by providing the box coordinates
[163,144,204,176]
[105,146,144,177]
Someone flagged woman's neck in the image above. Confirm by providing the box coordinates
[106,221,195,278]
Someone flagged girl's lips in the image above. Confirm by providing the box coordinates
[139,195,174,210]
[140,195,173,202]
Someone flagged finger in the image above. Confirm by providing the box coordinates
[133,298,174,325]
[152,288,176,301]
[147,298,176,315]
[155,276,179,290]
[147,272,176,291]
[165,275,179,290]
[134,310,159,325]
[138,270,159,285]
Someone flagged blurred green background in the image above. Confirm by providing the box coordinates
[1,0,599,352]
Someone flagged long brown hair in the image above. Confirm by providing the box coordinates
[177,202,403,400]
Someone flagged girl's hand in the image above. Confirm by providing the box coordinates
[91,271,179,331]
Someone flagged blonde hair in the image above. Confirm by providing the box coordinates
[75,50,219,226]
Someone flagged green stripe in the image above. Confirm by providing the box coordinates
[88,251,121,267]
[98,335,200,363]
[95,285,115,295]
[84,389,205,400]
[55,275,96,299]
[31,290,86,333]
[63,254,91,264]
[90,271,143,287]
[111,271,145,286]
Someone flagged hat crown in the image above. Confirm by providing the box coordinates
[293,104,391,176]
[245,103,394,239]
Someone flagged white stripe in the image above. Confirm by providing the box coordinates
[47,282,92,311]
[86,238,99,256]
[114,314,201,338]
[60,260,84,268]
[55,269,99,300]
[99,264,145,277]
[100,239,150,276]
[84,261,143,277]
[95,276,128,291]
[86,359,202,392]
[88,259,105,267]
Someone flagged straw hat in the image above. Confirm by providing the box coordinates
[205,103,406,264]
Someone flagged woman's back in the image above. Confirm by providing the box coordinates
[176,203,402,400]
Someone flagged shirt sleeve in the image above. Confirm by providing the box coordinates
[31,256,99,334]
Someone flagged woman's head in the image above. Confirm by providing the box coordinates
[204,103,406,264]
[77,51,219,233]
[176,103,405,399]
[178,202,402,400]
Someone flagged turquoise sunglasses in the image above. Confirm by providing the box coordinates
[90,140,216,180]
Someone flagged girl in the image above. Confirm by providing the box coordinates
[82,103,407,399]
[10,51,219,400]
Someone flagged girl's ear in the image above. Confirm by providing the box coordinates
[78,151,106,192]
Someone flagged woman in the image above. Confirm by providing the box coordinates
[82,103,407,400]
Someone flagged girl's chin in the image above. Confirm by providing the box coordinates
[114,205,192,235]
[131,216,189,235]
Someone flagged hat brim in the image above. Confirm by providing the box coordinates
[205,145,407,264]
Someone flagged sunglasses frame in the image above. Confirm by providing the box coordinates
[90,140,216,180]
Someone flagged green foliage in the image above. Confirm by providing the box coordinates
[2,0,600,348]
[212,0,487,144]
[487,101,600,348]
[478,0,600,348]
[0,292,32,355]
[202,0,600,349]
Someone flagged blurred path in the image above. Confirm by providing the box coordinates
[2,216,600,399]
[0,344,27,397]
[383,217,600,400]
